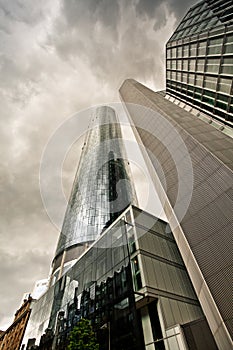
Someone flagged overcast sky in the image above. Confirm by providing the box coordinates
[0,0,198,330]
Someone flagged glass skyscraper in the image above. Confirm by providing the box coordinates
[166,0,233,127]
[51,106,136,283]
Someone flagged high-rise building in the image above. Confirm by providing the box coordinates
[21,105,217,350]
[19,2,232,349]
[166,0,233,127]
[120,79,233,349]
[51,106,136,283]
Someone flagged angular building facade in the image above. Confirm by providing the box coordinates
[51,106,136,283]
[120,78,233,350]
[119,4,233,349]
[166,0,233,127]
[22,206,216,350]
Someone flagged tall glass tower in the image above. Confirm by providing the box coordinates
[51,106,136,282]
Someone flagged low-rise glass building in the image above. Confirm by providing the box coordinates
[22,206,216,350]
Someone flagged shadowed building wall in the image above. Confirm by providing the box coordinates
[120,78,233,350]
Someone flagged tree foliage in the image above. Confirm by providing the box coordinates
[67,318,99,350]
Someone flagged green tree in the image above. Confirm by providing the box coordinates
[67,318,99,350]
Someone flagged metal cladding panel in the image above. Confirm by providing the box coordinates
[119,79,233,342]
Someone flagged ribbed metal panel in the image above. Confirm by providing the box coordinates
[119,79,233,345]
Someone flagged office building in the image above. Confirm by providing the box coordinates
[21,105,217,350]
[51,105,136,283]
[18,1,233,349]
[22,206,217,350]
[166,0,233,127]
[119,76,233,349]
[119,4,233,349]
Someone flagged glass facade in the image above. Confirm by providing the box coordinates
[22,207,210,350]
[52,106,136,282]
[166,0,233,126]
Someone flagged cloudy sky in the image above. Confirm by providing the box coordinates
[0,0,198,330]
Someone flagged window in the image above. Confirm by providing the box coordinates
[204,75,218,90]
[198,41,207,56]
[189,59,196,71]
[208,37,223,55]
[171,71,176,80]
[216,100,228,111]
[183,59,188,70]
[172,47,177,58]
[131,256,142,290]
[167,49,172,59]
[197,58,205,72]
[224,34,233,54]
[195,75,204,87]
[171,60,176,69]
[182,73,188,84]
[177,59,182,70]
[206,58,220,73]
[166,60,172,69]
[166,71,171,79]
[190,43,197,56]
[188,73,195,85]
[218,78,232,94]
[183,44,189,57]
[176,46,182,58]
[221,57,233,75]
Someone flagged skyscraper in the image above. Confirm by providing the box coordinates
[21,103,217,350]
[51,106,136,283]
[120,4,233,348]
[166,0,233,127]
[120,71,232,350]
[19,1,233,349]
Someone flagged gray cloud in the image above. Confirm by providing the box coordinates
[135,0,198,22]
[0,0,199,330]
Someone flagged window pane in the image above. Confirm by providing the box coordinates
[177,46,182,58]
[190,43,197,56]
[198,41,207,56]
[182,73,188,84]
[204,75,217,90]
[183,45,189,57]
[167,49,172,59]
[197,59,205,72]
[172,47,177,58]
[218,78,232,94]
[206,58,220,73]
[171,60,176,69]
[167,60,172,69]
[189,59,196,71]
[224,43,233,54]
[171,71,176,80]
[177,59,182,70]
[221,57,233,74]
[188,73,195,84]
[177,72,182,82]
[183,59,188,70]
[196,75,204,87]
